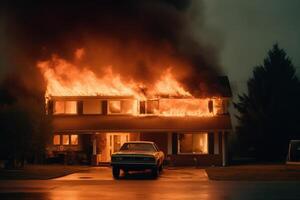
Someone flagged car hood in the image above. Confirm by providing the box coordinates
[112,151,157,157]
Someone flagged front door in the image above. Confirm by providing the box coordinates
[106,133,129,161]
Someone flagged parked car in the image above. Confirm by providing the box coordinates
[111,141,165,179]
[287,140,300,164]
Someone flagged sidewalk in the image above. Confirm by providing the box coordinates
[206,164,300,181]
[0,164,89,180]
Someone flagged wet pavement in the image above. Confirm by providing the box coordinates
[54,166,209,181]
[0,167,300,200]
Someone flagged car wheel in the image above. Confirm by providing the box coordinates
[112,166,120,179]
[151,166,159,178]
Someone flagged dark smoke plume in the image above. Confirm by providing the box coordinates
[0,0,222,96]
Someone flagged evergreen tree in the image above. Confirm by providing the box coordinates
[234,44,300,161]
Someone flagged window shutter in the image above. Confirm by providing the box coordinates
[208,132,214,154]
[172,133,178,154]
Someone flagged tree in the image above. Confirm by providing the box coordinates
[0,74,52,168]
[234,44,300,161]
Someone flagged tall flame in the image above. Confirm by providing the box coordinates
[37,53,192,99]
[38,49,222,117]
[154,68,191,97]
[38,56,143,98]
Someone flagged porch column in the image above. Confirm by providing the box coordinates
[167,132,172,155]
[214,130,219,155]
[222,131,227,166]
[93,137,97,155]
[91,135,98,166]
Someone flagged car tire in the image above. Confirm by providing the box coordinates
[151,166,159,178]
[112,166,120,179]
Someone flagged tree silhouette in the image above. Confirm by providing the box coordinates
[0,74,52,168]
[234,44,300,161]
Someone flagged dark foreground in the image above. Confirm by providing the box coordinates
[1,179,300,200]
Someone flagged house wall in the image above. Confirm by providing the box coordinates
[47,131,228,166]
[169,154,222,166]
[139,131,227,166]
[46,134,90,164]
[140,132,168,156]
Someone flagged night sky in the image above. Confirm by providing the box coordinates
[204,0,300,94]
[0,0,299,99]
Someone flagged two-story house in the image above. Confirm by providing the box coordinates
[45,76,232,166]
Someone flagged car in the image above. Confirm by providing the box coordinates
[287,140,300,164]
[110,141,165,179]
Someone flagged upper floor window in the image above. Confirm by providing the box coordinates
[146,100,159,114]
[139,100,159,115]
[213,99,227,115]
[108,99,137,115]
[83,100,102,114]
[54,101,77,114]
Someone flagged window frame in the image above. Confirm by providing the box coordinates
[53,100,78,115]
[53,134,79,146]
[70,134,79,145]
[53,135,61,146]
[107,99,138,115]
[177,132,209,155]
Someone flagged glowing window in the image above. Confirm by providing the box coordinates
[121,100,135,114]
[65,101,77,114]
[108,100,121,114]
[53,135,61,145]
[178,133,208,154]
[54,101,65,114]
[62,135,70,145]
[213,99,225,115]
[70,135,78,145]
[54,101,77,114]
[83,100,102,114]
[108,100,136,114]
[146,100,159,114]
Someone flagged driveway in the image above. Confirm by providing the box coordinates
[54,166,209,181]
[1,167,300,199]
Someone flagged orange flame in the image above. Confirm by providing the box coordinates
[38,56,143,98]
[38,49,222,117]
[153,68,191,97]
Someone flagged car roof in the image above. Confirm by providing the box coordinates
[123,141,155,144]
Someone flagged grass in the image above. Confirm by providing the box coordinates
[206,164,300,181]
[0,164,89,180]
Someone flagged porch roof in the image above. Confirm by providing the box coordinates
[52,115,232,133]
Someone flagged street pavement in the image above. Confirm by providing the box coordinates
[0,167,300,200]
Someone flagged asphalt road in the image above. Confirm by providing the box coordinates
[0,168,300,200]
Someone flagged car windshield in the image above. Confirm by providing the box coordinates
[120,143,157,152]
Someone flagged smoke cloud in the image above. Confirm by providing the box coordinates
[1,0,222,96]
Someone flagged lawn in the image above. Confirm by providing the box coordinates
[0,164,89,180]
[206,164,300,181]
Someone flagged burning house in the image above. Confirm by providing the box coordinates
[2,0,233,166]
[38,52,232,166]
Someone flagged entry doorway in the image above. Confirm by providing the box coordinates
[105,133,129,161]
